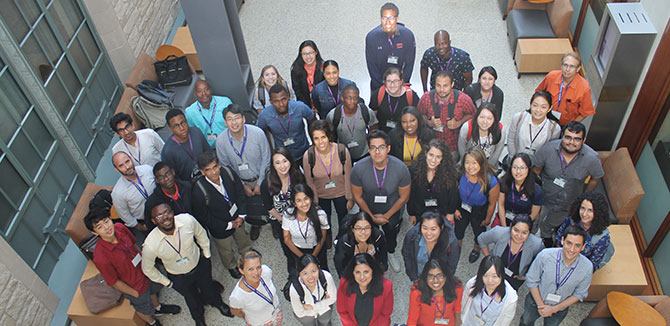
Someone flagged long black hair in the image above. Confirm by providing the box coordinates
[412,138,458,192]
[268,147,305,195]
[568,191,610,236]
[469,255,506,299]
[291,40,324,80]
[500,152,537,198]
[469,102,502,145]
[289,183,324,242]
[343,253,385,297]
[416,259,461,305]
[420,210,452,262]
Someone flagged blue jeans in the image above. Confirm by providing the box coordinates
[520,294,570,326]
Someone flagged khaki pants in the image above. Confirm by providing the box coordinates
[212,227,252,269]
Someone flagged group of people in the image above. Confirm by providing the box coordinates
[85,2,612,326]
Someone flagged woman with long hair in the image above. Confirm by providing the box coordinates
[408,138,460,226]
[337,253,393,326]
[463,66,505,117]
[505,90,560,159]
[253,65,296,112]
[461,256,518,325]
[230,250,282,325]
[389,106,435,166]
[289,254,337,325]
[477,215,544,290]
[458,102,504,168]
[402,210,460,282]
[555,192,613,271]
[407,259,463,326]
[311,60,356,118]
[455,147,500,264]
[291,40,325,110]
[334,212,388,276]
[497,153,543,226]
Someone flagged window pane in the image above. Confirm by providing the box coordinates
[0,157,29,205]
[17,0,42,27]
[21,34,52,83]
[69,40,91,80]
[34,18,62,64]
[77,23,100,63]
[9,130,42,179]
[47,0,82,44]
[0,73,31,144]
[56,59,81,99]
[0,1,30,42]
[0,191,17,233]
[23,111,54,157]
[45,78,72,117]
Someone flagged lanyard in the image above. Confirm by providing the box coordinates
[342,106,359,136]
[436,48,454,71]
[559,151,572,175]
[123,137,141,164]
[373,163,388,191]
[480,288,497,316]
[404,135,419,161]
[387,34,395,56]
[529,119,548,146]
[555,249,579,291]
[317,145,334,180]
[218,179,232,205]
[326,83,340,106]
[557,77,572,109]
[507,240,524,269]
[197,98,217,130]
[162,185,184,212]
[432,296,448,318]
[387,94,400,115]
[113,242,133,256]
[128,176,148,199]
[243,277,275,306]
[173,134,195,162]
[301,279,321,302]
[298,217,310,240]
[164,229,182,257]
[482,88,493,103]
[227,126,248,159]
[276,112,292,137]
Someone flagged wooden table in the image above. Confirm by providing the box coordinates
[514,38,573,77]
[607,291,665,326]
[172,26,201,71]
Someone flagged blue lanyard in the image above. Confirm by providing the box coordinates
[555,249,579,291]
[557,77,572,109]
[197,98,217,130]
[128,175,148,199]
[123,137,141,164]
[243,277,274,307]
[227,126,248,159]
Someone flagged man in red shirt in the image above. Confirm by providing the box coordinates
[85,211,181,325]
[535,52,595,125]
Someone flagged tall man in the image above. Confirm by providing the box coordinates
[144,162,193,231]
[216,104,271,240]
[84,212,181,326]
[350,130,411,272]
[110,113,164,167]
[417,70,476,158]
[162,109,211,181]
[192,152,252,279]
[420,30,474,92]
[111,152,154,237]
[536,52,595,125]
[365,2,416,92]
[326,84,379,162]
[521,225,593,326]
[257,84,315,165]
[185,80,232,148]
[143,203,233,326]
[533,121,603,247]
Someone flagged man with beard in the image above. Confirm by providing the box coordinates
[161,109,211,181]
[420,30,474,92]
[185,80,232,148]
[111,151,154,240]
[144,162,193,231]
[110,113,164,167]
[142,203,233,326]
[533,121,603,248]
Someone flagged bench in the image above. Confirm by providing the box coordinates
[596,148,645,224]
[586,225,648,301]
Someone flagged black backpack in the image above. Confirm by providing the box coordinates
[285,271,328,303]
[306,143,347,179]
[429,89,460,119]
[332,103,371,135]
[193,165,235,206]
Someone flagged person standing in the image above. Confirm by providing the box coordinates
[253,65,296,113]
[407,259,463,326]
[184,80,231,148]
[289,255,338,326]
[144,162,192,231]
[110,113,164,167]
[291,40,325,110]
[463,66,504,116]
[461,256,518,325]
[326,84,379,162]
[161,109,211,181]
[505,91,560,161]
[230,250,283,326]
[111,152,153,238]
[369,67,420,134]
[350,130,411,273]
[142,203,233,326]
[420,30,474,93]
[365,2,416,92]
[497,153,543,226]
[311,60,356,119]
[457,103,505,168]
[334,212,389,276]
[402,211,460,282]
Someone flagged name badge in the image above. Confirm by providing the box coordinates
[505,211,516,220]
[283,137,295,146]
[176,257,190,266]
[425,199,438,207]
[504,267,513,277]
[525,146,537,153]
[546,293,561,305]
[325,181,336,189]
[435,318,450,325]
[553,177,566,188]
[347,141,359,148]
[229,203,238,216]
[386,121,397,129]
[473,315,486,326]
[434,125,444,133]
[461,202,472,213]
[132,253,142,267]
[552,110,562,120]
[238,163,249,171]
[374,195,387,204]
[207,133,217,141]
[387,55,399,64]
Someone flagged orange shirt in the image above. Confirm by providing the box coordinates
[535,70,595,125]
[305,63,316,92]
[407,285,463,326]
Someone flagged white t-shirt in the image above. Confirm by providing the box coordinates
[282,209,330,249]
[229,265,280,325]
[112,128,164,167]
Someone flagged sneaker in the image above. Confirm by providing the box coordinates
[154,304,181,316]
[388,252,401,273]
[250,225,260,241]
[148,319,162,326]
[468,249,481,263]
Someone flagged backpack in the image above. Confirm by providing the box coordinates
[88,189,112,215]
[193,165,235,206]
[133,80,174,129]
[286,271,328,303]
[307,143,347,179]
[332,103,371,134]
[136,80,175,106]
[377,84,414,108]
[429,89,459,119]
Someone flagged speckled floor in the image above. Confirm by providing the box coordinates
[153,0,594,325]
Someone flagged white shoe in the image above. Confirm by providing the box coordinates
[388,252,401,273]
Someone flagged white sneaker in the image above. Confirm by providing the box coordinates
[388,252,401,273]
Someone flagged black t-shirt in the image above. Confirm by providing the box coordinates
[354,288,374,326]
[369,89,420,133]
[502,244,524,290]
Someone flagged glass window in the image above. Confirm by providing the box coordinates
[0,190,17,233]
[17,0,42,27]
[34,18,62,64]
[0,1,30,42]
[45,77,73,118]
[0,157,29,205]
[68,40,92,80]
[21,34,52,82]
[77,23,100,64]
[0,72,31,144]
[47,0,83,44]
[56,58,82,99]
[9,130,42,179]
[23,110,54,157]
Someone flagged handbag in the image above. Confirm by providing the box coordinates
[79,273,123,314]
[154,55,193,87]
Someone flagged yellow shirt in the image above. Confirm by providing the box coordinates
[403,135,422,166]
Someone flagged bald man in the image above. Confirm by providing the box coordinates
[184,80,232,148]
[420,30,474,93]
[111,152,155,241]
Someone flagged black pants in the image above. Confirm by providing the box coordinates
[168,257,222,320]
[318,195,348,237]
[454,204,487,241]
[376,210,402,254]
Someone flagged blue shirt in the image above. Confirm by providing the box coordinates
[365,23,416,90]
[184,95,232,148]
[416,236,429,276]
[504,183,543,215]
[459,173,498,207]
[257,100,314,159]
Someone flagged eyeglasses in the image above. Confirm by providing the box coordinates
[353,226,372,232]
[301,51,316,57]
[385,79,402,85]
[156,170,174,182]
[154,211,172,221]
[170,120,188,129]
[562,63,579,70]
[381,16,397,21]
[563,135,583,142]
[511,165,528,171]
[428,273,445,280]
[369,145,388,152]
[116,124,132,133]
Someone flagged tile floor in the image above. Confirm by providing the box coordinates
[150,0,595,325]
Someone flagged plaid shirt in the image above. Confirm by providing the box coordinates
[417,90,476,151]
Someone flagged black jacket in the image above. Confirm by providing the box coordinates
[144,179,193,231]
[388,126,434,162]
[401,222,460,281]
[291,60,324,108]
[191,168,247,239]
[334,229,388,276]
[407,165,459,218]
[463,83,504,116]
